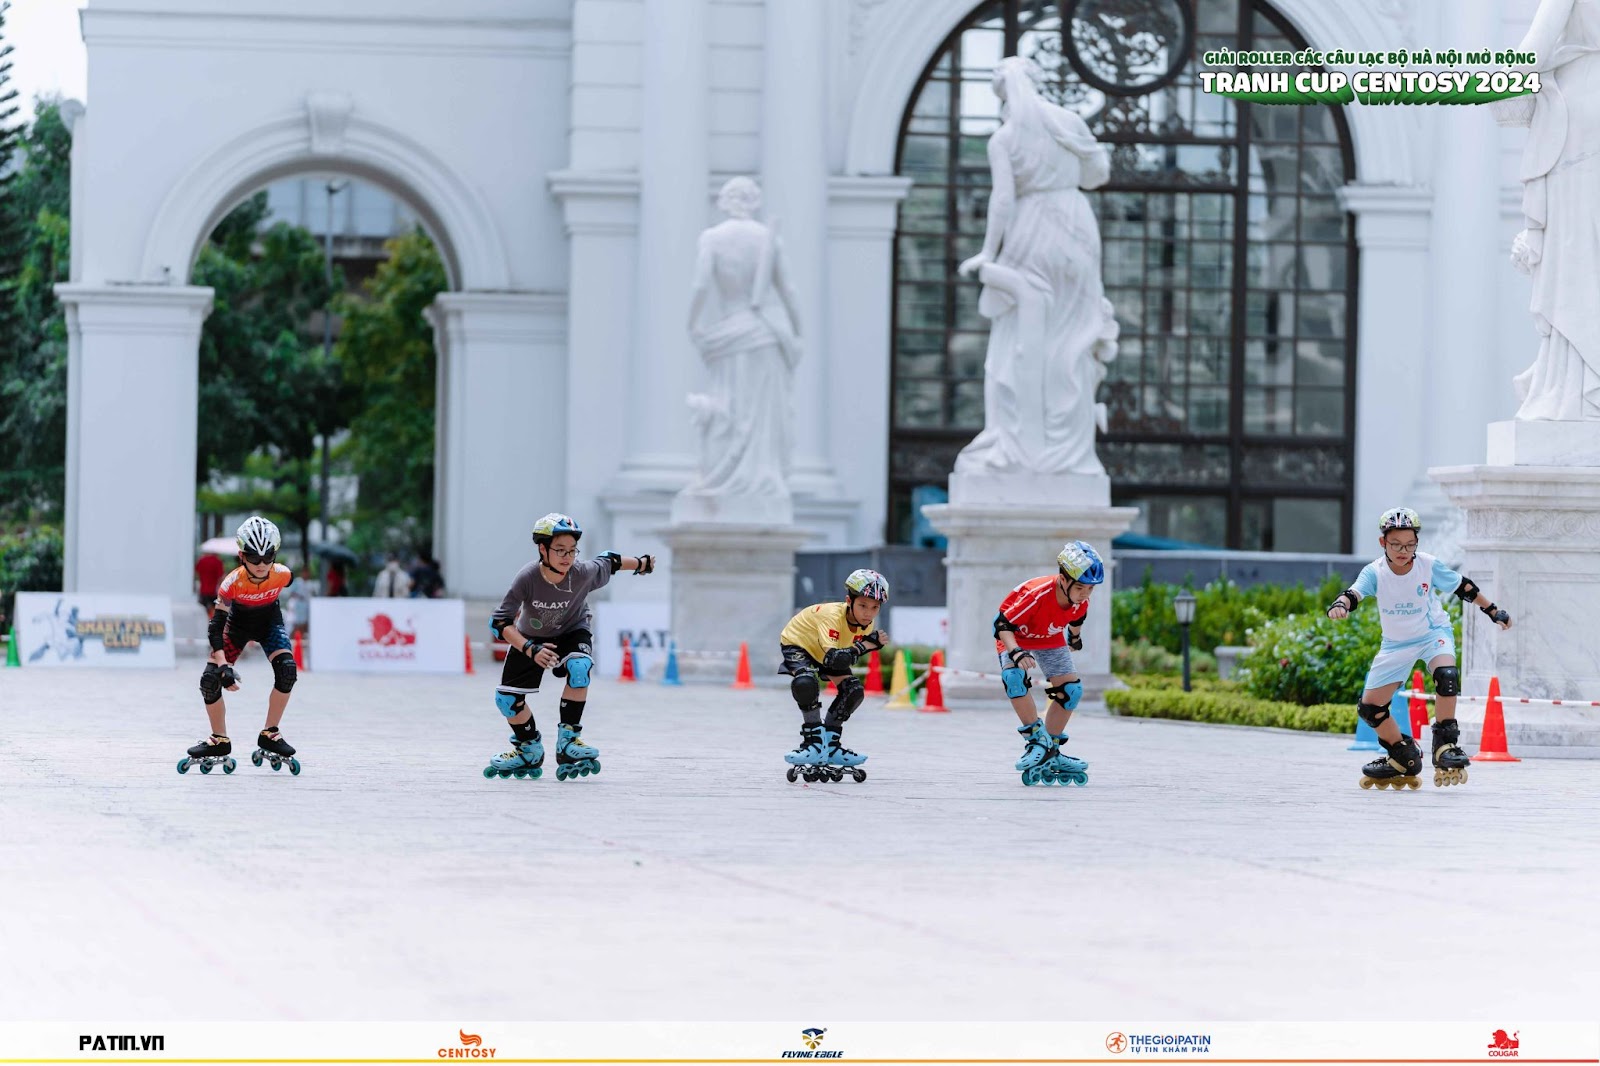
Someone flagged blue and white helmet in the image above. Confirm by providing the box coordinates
[1056,540,1105,585]
[236,516,281,561]
[531,512,583,545]
[844,568,889,602]
[1378,507,1421,535]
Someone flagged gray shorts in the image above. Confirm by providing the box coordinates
[998,644,1076,680]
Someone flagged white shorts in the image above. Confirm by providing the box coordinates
[1363,625,1455,690]
[997,644,1077,680]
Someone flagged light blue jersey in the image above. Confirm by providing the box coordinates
[1352,551,1461,645]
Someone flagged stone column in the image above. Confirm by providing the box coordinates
[55,284,213,600]
[428,292,566,600]
[762,0,840,503]
[1433,426,1600,755]
[925,474,1137,699]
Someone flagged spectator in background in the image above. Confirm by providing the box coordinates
[195,552,225,618]
[409,553,442,599]
[427,555,446,598]
[373,554,412,598]
[325,560,347,598]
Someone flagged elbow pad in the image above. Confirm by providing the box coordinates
[1453,576,1482,603]
[993,613,1018,640]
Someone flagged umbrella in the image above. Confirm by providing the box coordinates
[199,536,237,555]
[311,542,361,566]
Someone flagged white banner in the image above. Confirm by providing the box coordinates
[0,1020,1591,1063]
[592,600,672,679]
[12,592,175,669]
[888,605,948,648]
[308,597,465,673]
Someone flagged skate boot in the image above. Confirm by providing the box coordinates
[1014,719,1059,784]
[485,730,544,780]
[1359,735,1424,790]
[784,724,827,782]
[177,734,236,775]
[554,723,600,781]
[819,728,867,783]
[251,726,301,775]
[1041,732,1089,786]
[1430,718,1471,787]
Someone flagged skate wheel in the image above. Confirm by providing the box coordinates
[1405,778,1421,790]
[482,766,497,779]
[590,761,601,774]
[1069,772,1088,786]
[222,759,236,774]
[513,769,528,779]
[529,767,542,779]
[850,768,866,783]
[177,758,191,774]
[786,767,799,783]
[251,750,263,767]
[288,759,300,776]
[199,761,212,774]
[270,759,281,771]
[1359,777,1374,789]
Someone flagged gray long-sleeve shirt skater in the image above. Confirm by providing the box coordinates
[492,558,613,643]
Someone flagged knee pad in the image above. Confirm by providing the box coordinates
[790,671,821,711]
[563,653,593,688]
[200,663,223,705]
[1001,666,1030,699]
[1045,680,1083,711]
[270,654,297,694]
[1432,665,1461,697]
[828,675,865,722]
[1358,701,1391,728]
[495,691,524,718]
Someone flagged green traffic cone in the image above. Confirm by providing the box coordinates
[5,626,20,668]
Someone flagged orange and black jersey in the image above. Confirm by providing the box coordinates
[216,564,295,615]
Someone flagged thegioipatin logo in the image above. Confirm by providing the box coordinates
[783,1026,842,1059]
[1488,1030,1520,1058]
[79,1035,163,1052]
[1116,1031,1213,1055]
[438,1029,496,1058]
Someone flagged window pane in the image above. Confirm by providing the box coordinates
[1294,387,1344,436]
[1115,494,1229,548]
[951,380,985,428]
[894,380,944,427]
[1244,387,1293,434]
[1272,497,1342,552]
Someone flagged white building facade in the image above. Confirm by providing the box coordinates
[56,0,1544,604]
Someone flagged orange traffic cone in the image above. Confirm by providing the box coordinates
[464,635,475,675]
[1472,675,1521,762]
[920,650,948,713]
[292,629,306,671]
[620,635,636,683]
[863,648,884,695]
[1408,667,1428,737]
[732,641,754,690]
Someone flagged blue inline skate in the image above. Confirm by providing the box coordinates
[177,733,236,775]
[484,731,544,780]
[784,724,828,783]
[818,728,867,783]
[554,723,601,781]
[1015,720,1081,786]
[251,726,301,776]
[1041,732,1088,786]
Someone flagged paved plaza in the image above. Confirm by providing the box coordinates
[2,663,1596,1022]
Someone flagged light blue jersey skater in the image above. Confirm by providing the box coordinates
[1326,507,1513,789]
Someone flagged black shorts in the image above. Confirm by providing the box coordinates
[221,608,291,664]
[498,628,594,694]
[780,644,823,679]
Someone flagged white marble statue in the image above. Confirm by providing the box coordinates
[679,177,800,513]
[1506,0,1600,420]
[955,55,1120,476]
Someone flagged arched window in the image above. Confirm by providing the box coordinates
[891,0,1357,551]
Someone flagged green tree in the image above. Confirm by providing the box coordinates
[335,228,447,556]
[0,97,72,524]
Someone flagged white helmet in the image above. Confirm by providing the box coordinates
[236,516,281,561]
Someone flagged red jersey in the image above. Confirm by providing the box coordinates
[217,564,295,613]
[994,575,1088,652]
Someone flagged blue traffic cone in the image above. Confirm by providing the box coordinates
[1349,687,1414,750]
[662,639,681,686]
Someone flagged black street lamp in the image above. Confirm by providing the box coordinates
[1174,591,1197,692]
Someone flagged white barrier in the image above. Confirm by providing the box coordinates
[12,592,175,668]
[308,597,465,673]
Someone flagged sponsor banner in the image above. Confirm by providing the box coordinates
[12,592,175,669]
[0,1021,1593,1063]
[591,600,672,679]
[308,597,465,673]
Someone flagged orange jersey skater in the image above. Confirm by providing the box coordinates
[217,563,294,612]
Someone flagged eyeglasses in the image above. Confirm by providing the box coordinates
[1383,541,1418,555]
[242,551,276,565]
[547,547,579,560]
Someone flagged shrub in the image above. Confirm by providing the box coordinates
[1111,637,1216,677]
[0,525,64,628]
[1112,569,1348,654]
[1105,686,1356,733]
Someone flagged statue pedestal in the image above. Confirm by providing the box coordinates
[1431,420,1600,756]
[923,473,1137,701]
[660,522,813,683]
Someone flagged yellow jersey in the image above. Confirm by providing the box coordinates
[779,601,873,663]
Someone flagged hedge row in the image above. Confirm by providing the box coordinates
[1105,685,1356,734]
